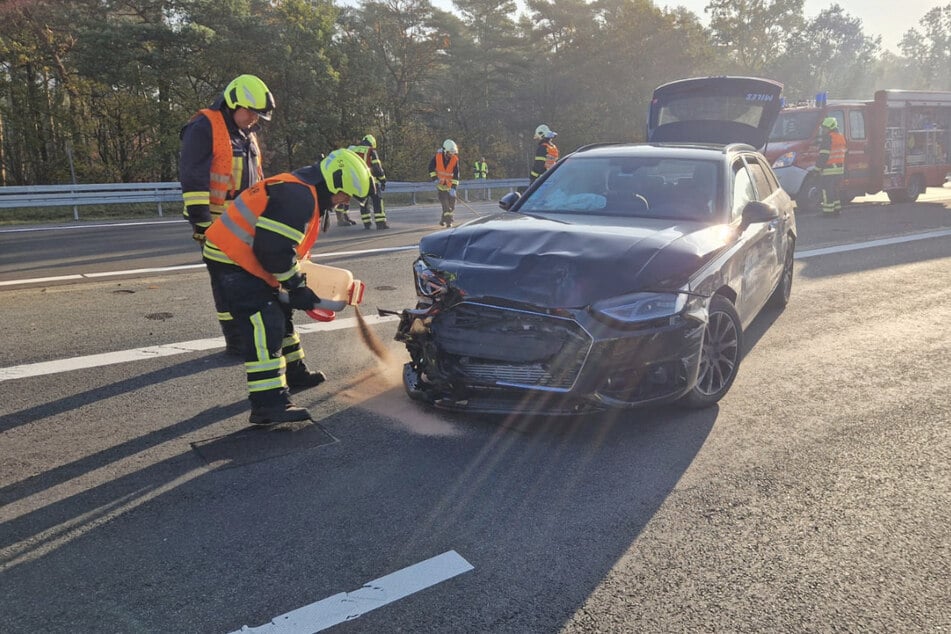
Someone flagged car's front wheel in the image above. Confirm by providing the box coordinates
[681,295,743,409]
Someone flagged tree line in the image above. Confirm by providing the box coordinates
[1,0,949,187]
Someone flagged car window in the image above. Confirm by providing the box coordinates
[770,110,820,142]
[731,160,756,219]
[745,157,775,198]
[521,156,721,222]
[849,110,866,140]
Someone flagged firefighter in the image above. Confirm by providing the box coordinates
[201,149,371,426]
[530,124,559,184]
[473,157,487,180]
[179,74,276,355]
[473,156,488,200]
[429,139,459,227]
[349,134,388,230]
[814,116,846,216]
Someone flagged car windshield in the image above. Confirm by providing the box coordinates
[519,156,720,221]
[770,110,820,141]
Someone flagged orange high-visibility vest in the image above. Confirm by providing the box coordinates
[204,174,319,287]
[829,131,846,166]
[436,151,458,189]
[542,141,559,170]
[193,108,264,215]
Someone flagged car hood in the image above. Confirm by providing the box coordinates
[418,214,734,308]
[763,139,803,162]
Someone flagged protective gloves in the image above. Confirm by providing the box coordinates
[378,181,386,193]
[449,187,457,199]
[190,221,211,244]
[288,286,320,310]
[283,273,320,310]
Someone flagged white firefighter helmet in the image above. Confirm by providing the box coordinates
[442,139,458,154]
[534,124,556,140]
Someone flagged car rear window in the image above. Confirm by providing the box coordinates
[520,156,722,221]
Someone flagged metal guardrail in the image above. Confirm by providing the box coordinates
[0,178,529,219]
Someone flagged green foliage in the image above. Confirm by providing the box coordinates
[0,0,947,187]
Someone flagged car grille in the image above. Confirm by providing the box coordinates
[433,302,592,391]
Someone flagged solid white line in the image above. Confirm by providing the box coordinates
[230,551,474,634]
[795,228,951,259]
[0,247,418,287]
[0,314,400,383]
[0,219,180,233]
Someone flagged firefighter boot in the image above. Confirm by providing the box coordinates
[249,390,311,426]
[220,319,246,357]
[286,360,327,390]
[376,221,389,230]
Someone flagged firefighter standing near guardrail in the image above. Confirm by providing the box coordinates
[429,139,459,227]
[813,117,846,216]
[473,157,488,200]
[179,74,275,355]
[530,124,559,184]
[349,134,388,230]
[201,149,371,426]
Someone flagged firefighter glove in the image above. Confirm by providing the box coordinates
[449,187,457,198]
[288,286,320,310]
[191,221,211,244]
[379,181,386,192]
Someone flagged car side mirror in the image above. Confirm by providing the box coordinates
[741,200,779,226]
[499,191,520,211]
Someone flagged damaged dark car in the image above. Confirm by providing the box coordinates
[395,77,796,415]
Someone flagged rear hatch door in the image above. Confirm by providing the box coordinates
[648,76,784,150]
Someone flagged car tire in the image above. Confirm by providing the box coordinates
[795,174,822,213]
[681,295,743,409]
[766,239,795,309]
[887,175,924,203]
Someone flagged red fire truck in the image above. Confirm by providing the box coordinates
[766,90,951,212]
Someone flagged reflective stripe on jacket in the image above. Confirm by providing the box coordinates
[203,174,319,287]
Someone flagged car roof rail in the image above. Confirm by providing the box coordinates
[573,142,625,153]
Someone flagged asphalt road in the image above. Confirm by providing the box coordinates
[1,192,949,633]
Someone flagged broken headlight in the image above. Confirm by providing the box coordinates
[413,257,449,298]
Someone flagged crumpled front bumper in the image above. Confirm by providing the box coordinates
[396,299,705,416]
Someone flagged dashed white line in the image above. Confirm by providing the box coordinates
[230,551,474,634]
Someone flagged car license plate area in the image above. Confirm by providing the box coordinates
[433,302,592,390]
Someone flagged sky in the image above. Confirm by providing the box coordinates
[663,0,941,53]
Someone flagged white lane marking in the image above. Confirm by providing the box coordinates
[0,314,400,383]
[0,247,418,287]
[0,219,180,233]
[230,551,474,634]
[795,228,951,259]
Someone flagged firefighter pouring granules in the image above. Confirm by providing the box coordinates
[202,149,372,426]
[814,116,846,216]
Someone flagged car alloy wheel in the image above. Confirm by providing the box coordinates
[682,295,743,408]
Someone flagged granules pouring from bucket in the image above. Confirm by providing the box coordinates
[354,305,392,362]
